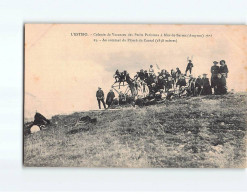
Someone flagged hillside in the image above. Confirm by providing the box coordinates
[24,93,247,168]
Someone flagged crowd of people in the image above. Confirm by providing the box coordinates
[96,59,229,109]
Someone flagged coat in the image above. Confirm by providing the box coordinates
[96,89,104,100]
[211,65,220,76]
[219,65,229,77]
[106,91,115,105]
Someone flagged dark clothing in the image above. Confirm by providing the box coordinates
[96,89,106,109]
[96,89,104,99]
[144,72,149,80]
[210,65,219,88]
[97,99,106,109]
[126,74,133,85]
[176,69,181,76]
[185,62,193,75]
[195,78,203,95]
[171,71,176,82]
[166,80,173,91]
[114,70,120,82]
[157,77,165,90]
[33,112,50,126]
[195,78,203,87]
[138,72,145,80]
[215,77,227,95]
[201,78,212,95]
[211,65,220,76]
[176,78,186,87]
[219,65,229,77]
[119,93,126,105]
[106,91,115,107]
[211,76,218,88]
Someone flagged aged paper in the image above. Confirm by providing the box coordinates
[24,24,247,167]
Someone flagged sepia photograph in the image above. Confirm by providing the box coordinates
[24,24,247,168]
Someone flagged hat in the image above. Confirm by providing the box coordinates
[213,61,218,64]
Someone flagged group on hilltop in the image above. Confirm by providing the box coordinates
[96,58,229,109]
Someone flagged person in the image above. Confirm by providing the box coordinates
[219,60,229,78]
[201,74,212,95]
[126,73,132,84]
[96,87,106,109]
[175,67,181,81]
[166,76,173,92]
[211,61,220,94]
[185,60,193,75]
[195,75,203,96]
[138,69,145,80]
[176,74,186,88]
[149,83,159,99]
[33,112,50,126]
[144,70,149,80]
[215,73,227,95]
[119,91,126,105]
[176,74,187,97]
[171,69,177,83]
[119,71,126,88]
[187,75,195,96]
[106,89,115,108]
[149,65,154,75]
[157,75,165,90]
[114,69,120,83]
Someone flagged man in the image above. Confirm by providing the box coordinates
[187,75,195,96]
[96,87,106,109]
[195,75,203,96]
[114,69,120,83]
[185,60,194,75]
[211,61,220,94]
[165,76,173,92]
[201,74,212,95]
[176,74,187,97]
[176,74,186,88]
[215,73,227,95]
[219,60,229,78]
[106,89,115,108]
[171,69,176,83]
[157,75,165,90]
[138,69,145,81]
[144,70,149,81]
[175,67,181,81]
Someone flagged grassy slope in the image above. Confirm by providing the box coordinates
[24,93,247,168]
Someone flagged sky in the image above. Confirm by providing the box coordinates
[25,24,247,119]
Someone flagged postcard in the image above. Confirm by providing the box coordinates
[24,24,247,167]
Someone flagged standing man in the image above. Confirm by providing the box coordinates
[185,60,194,75]
[106,89,115,108]
[96,87,106,109]
[211,61,220,94]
